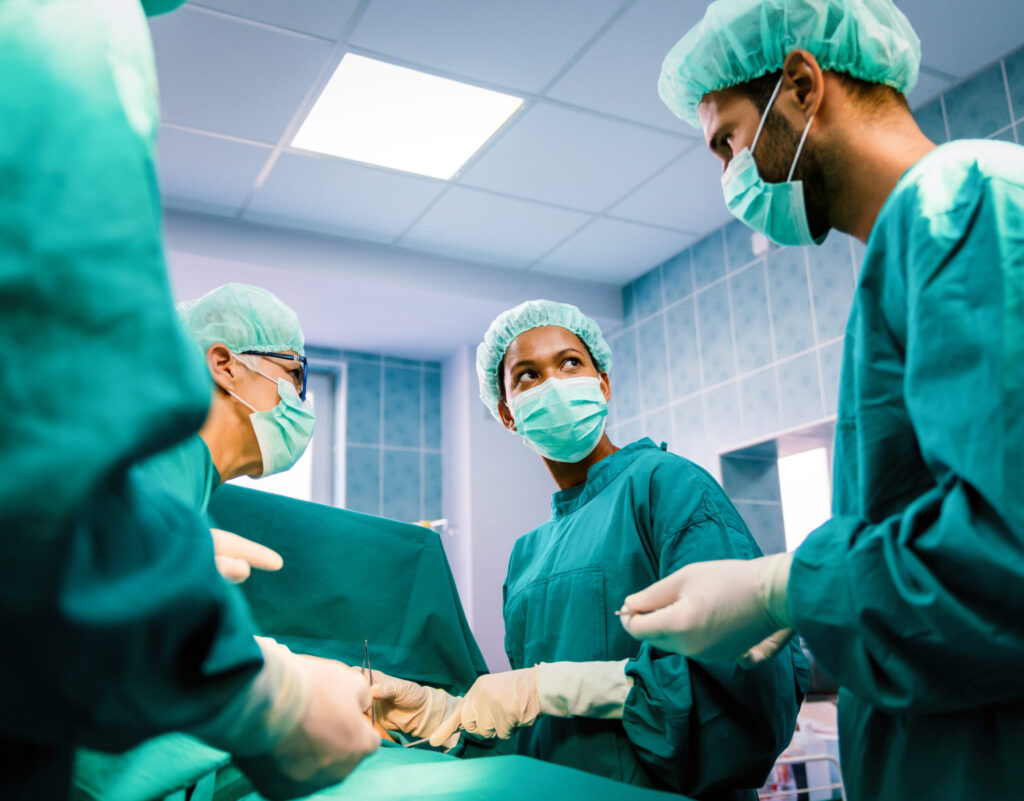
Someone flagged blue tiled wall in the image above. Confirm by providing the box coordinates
[344,352,442,522]
[608,43,1023,481]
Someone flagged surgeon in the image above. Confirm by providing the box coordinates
[0,2,376,799]
[619,2,1024,800]
[367,300,808,799]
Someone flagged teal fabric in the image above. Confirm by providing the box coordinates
[789,140,1024,800]
[135,434,221,516]
[503,441,808,800]
[0,3,263,798]
[210,484,488,692]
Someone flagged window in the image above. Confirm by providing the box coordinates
[778,446,832,551]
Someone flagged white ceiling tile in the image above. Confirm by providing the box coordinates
[158,126,271,216]
[244,152,446,243]
[546,0,706,132]
[187,0,361,39]
[149,7,332,142]
[348,0,623,93]
[535,218,694,283]
[895,0,1024,78]
[609,144,733,235]
[459,102,688,212]
[399,187,591,268]
[907,70,955,109]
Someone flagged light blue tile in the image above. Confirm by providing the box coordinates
[944,63,1011,140]
[766,248,816,358]
[642,407,673,448]
[346,361,381,446]
[777,352,824,428]
[633,268,664,319]
[724,219,766,271]
[636,315,670,412]
[671,395,706,461]
[692,230,727,288]
[621,283,637,327]
[384,356,422,367]
[913,98,947,143]
[383,366,421,448]
[423,370,442,450]
[423,452,442,520]
[722,456,781,502]
[608,328,641,421]
[696,283,735,387]
[819,340,844,417]
[611,415,644,446]
[342,350,382,364]
[662,249,693,305]
[735,501,786,555]
[1004,46,1024,123]
[703,381,741,452]
[424,361,442,372]
[382,449,421,523]
[991,126,1017,143]
[345,445,380,515]
[738,367,781,441]
[664,298,701,399]
[851,238,867,279]
[808,234,856,343]
[729,264,774,374]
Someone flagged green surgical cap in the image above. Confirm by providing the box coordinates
[178,283,305,358]
[141,0,187,16]
[477,299,612,421]
[659,0,921,127]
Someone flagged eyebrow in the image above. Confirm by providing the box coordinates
[508,347,585,375]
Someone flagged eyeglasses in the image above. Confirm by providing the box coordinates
[241,350,308,400]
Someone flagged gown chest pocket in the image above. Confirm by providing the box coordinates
[505,566,608,668]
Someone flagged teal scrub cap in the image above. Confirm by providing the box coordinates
[477,299,612,422]
[142,0,187,16]
[659,0,921,128]
[178,283,305,358]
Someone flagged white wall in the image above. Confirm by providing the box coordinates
[441,346,553,671]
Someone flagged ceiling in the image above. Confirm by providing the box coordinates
[152,0,1024,286]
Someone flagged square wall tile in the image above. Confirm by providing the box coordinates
[611,416,644,447]
[777,353,824,429]
[662,250,694,305]
[671,395,707,462]
[913,98,947,143]
[642,407,673,448]
[1004,46,1024,123]
[608,329,641,422]
[637,316,670,412]
[346,361,381,446]
[738,367,781,442]
[633,267,664,319]
[724,219,769,271]
[703,382,741,452]
[735,501,786,556]
[944,63,1012,140]
[423,370,442,450]
[664,298,702,400]
[696,283,736,387]
[721,456,782,503]
[383,366,422,448]
[808,234,856,343]
[991,126,1018,142]
[382,449,421,523]
[622,284,637,328]
[729,264,774,374]
[692,230,727,288]
[423,452,442,520]
[345,445,380,515]
[819,340,844,417]
[767,248,816,358]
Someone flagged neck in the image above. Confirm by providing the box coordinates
[200,392,263,481]
[544,434,618,491]
[824,113,935,243]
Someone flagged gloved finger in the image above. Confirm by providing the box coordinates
[215,555,251,584]
[427,699,465,747]
[738,628,795,668]
[620,569,687,615]
[618,601,684,642]
[211,529,284,571]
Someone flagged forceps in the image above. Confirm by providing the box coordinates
[362,639,375,727]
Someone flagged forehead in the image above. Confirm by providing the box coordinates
[698,87,762,144]
[505,326,588,363]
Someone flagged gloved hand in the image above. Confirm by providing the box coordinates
[428,668,540,746]
[619,553,793,663]
[739,627,796,668]
[211,528,283,584]
[363,670,459,742]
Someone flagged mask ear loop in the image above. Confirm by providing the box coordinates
[786,114,814,182]
[751,77,784,156]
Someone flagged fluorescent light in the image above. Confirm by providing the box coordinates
[778,447,831,551]
[292,53,523,180]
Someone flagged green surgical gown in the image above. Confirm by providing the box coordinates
[1,1,261,797]
[135,434,221,516]
[503,440,809,800]
[788,140,1024,800]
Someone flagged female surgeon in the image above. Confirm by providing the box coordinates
[369,300,808,800]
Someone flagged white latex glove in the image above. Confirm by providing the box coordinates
[428,668,540,746]
[739,628,797,668]
[211,528,283,584]
[619,553,793,663]
[537,660,633,719]
[363,670,459,741]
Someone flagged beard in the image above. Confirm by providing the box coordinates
[753,110,834,239]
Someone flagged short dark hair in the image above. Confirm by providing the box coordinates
[732,69,908,117]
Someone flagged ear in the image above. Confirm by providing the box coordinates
[599,371,611,403]
[780,49,825,120]
[206,344,239,392]
[498,399,517,432]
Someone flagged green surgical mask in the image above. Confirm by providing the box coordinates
[509,376,608,463]
[230,364,316,477]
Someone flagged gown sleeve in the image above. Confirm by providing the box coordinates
[622,462,809,796]
[788,163,1024,714]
